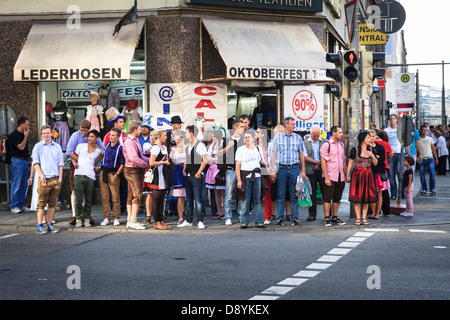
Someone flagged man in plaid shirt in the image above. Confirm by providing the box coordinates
[270,117,306,227]
[100,127,125,226]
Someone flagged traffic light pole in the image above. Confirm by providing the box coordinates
[347,5,360,219]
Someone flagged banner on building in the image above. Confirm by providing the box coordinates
[283,85,324,131]
[149,83,227,131]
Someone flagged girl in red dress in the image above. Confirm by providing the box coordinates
[346,132,378,225]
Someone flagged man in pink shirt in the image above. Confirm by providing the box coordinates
[320,126,347,227]
[123,120,150,230]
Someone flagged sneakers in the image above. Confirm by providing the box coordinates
[264,219,271,225]
[430,189,436,194]
[331,216,346,225]
[275,220,284,227]
[36,224,47,235]
[400,211,414,217]
[128,222,145,230]
[177,220,193,228]
[75,219,83,228]
[113,219,120,226]
[224,219,232,226]
[19,206,30,212]
[46,224,59,233]
[291,219,301,228]
[100,218,110,226]
[421,189,429,194]
[11,207,22,214]
[84,218,92,227]
[324,216,346,227]
[198,221,205,229]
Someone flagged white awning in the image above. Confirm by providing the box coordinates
[201,18,334,82]
[14,18,144,81]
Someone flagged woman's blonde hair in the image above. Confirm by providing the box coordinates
[153,129,167,141]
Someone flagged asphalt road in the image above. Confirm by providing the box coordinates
[1,224,448,305]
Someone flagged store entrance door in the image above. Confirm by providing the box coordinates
[227,89,278,133]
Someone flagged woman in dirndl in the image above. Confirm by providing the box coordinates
[346,132,378,226]
[203,130,227,220]
[170,130,187,225]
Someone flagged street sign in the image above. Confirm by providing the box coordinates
[359,23,387,45]
[395,72,415,104]
[397,115,415,146]
[345,0,357,42]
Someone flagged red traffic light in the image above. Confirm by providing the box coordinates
[344,50,358,65]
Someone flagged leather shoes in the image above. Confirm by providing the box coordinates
[307,216,316,221]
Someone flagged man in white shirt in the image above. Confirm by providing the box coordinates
[384,114,401,199]
[418,125,438,194]
[72,130,103,227]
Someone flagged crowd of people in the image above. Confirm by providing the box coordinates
[5,110,450,234]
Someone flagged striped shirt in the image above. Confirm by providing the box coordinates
[271,131,305,165]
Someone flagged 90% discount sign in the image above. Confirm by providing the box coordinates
[292,90,317,121]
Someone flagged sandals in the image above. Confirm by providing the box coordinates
[355,219,369,226]
[214,214,225,220]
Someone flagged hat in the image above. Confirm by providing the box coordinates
[89,91,100,101]
[105,107,126,126]
[126,99,138,111]
[141,113,154,129]
[170,115,183,124]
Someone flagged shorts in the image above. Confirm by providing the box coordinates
[37,177,61,210]
[322,180,345,203]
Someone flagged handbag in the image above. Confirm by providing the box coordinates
[144,167,154,184]
[380,170,388,181]
[205,163,220,184]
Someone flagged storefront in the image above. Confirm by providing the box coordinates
[13,18,146,139]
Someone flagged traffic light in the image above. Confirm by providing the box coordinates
[361,83,381,100]
[343,50,359,82]
[325,51,343,99]
[360,50,385,84]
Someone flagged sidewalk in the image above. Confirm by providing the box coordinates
[1,172,449,233]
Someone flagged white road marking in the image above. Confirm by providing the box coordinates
[409,229,446,233]
[0,233,19,240]
[249,230,376,300]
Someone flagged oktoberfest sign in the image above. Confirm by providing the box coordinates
[149,83,227,130]
[283,85,324,131]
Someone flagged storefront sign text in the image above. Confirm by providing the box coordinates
[228,66,321,81]
[16,67,124,81]
[186,0,322,13]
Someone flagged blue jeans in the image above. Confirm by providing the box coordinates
[240,177,262,226]
[276,165,299,221]
[388,153,401,197]
[419,158,436,191]
[184,174,205,223]
[10,157,29,209]
[224,170,240,220]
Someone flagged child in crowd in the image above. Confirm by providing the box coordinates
[401,156,415,217]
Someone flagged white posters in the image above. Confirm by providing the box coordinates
[149,83,227,131]
[283,85,324,131]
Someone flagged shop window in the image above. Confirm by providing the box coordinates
[227,89,278,132]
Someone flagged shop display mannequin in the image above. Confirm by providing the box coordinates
[51,100,71,152]
[85,91,104,132]
[98,80,120,110]
[122,98,142,134]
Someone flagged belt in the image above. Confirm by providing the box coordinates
[279,163,299,167]
[422,156,432,160]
